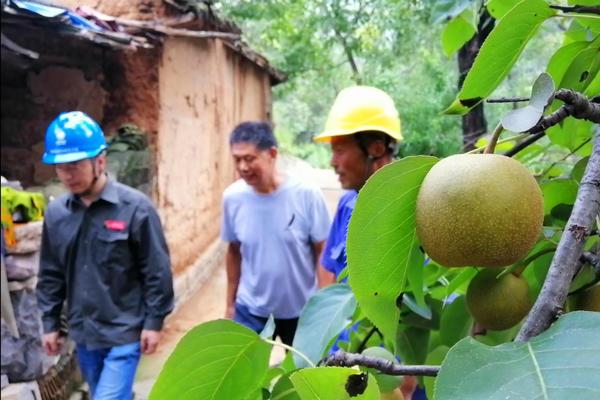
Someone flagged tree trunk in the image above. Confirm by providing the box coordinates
[458,11,494,151]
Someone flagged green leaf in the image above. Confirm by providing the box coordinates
[439,296,473,348]
[584,66,600,96]
[546,118,594,151]
[402,293,432,320]
[501,105,543,133]
[441,11,477,57]
[424,345,450,400]
[406,243,427,311]
[547,41,590,85]
[444,0,556,115]
[396,325,430,365]
[150,320,272,400]
[431,0,474,24]
[529,72,555,110]
[540,179,579,215]
[291,368,380,400]
[556,37,600,93]
[279,351,297,374]
[347,156,438,347]
[292,284,357,368]
[445,268,478,297]
[501,73,553,132]
[435,311,600,400]
[571,156,590,183]
[271,373,301,400]
[401,298,443,331]
[485,0,523,19]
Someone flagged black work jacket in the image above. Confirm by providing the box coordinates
[37,179,174,349]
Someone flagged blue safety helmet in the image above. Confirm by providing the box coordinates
[42,111,107,164]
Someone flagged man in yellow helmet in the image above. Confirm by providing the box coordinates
[316,87,423,399]
[315,86,402,284]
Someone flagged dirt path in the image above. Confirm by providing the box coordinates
[133,156,341,398]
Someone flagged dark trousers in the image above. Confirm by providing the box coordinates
[234,303,298,346]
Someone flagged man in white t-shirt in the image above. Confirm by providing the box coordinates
[221,121,331,345]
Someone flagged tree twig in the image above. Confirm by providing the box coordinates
[554,89,600,124]
[322,350,440,376]
[504,89,599,157]
[580,251,600,275]
[484,123,505,154]
[357,326,382,353]
[549,5,600,15]
[516,129,600,341]
[504,132,546,157]
[487,97,530,103]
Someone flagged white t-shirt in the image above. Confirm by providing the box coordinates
[221,177,331,318]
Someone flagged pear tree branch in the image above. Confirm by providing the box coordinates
[504,89,600,157]
[516,129,600,341]
[549,5,600,14]
[322,350,440,376]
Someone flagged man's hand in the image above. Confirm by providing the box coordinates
[42,332,62,356]
[141,329,161,354]
[225,304,235,319]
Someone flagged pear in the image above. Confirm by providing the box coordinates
[416,154,543,268]
[466,269,532,331]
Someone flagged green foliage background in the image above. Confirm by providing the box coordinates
[216,0,566,167]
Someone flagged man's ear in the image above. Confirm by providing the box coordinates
[368,140,387,159]
[268,146,278,159]
[96,151,107,172]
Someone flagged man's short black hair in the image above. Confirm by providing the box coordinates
[230,121,278,150]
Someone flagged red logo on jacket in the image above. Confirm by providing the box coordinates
[104,220,126,231]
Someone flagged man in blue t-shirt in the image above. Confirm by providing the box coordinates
[221,122,331,345]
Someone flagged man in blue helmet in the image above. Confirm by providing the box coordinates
[36,111,174,400]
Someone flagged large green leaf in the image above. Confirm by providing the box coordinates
[546,41,590,85]
[347,156,438,347]
[292,284,357,368]
[441,11,477,57]
[486,0,522,19]
[444,0,556,115]
[150,320,272,400]
[435,311,600,400]
[291,367,380,400]
[556,37,600,93]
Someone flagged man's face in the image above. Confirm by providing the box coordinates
[55,156,103,194]
[330,136,368,190]
[231,142,276,189]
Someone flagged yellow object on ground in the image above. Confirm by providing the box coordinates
[1,187,46,222]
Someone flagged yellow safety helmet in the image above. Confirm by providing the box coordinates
[314,86,403,142]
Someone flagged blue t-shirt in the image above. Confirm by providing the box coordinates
[321,190,357,278]
[221,177,331,319]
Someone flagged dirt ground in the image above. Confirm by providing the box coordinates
[133,157,342,398]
